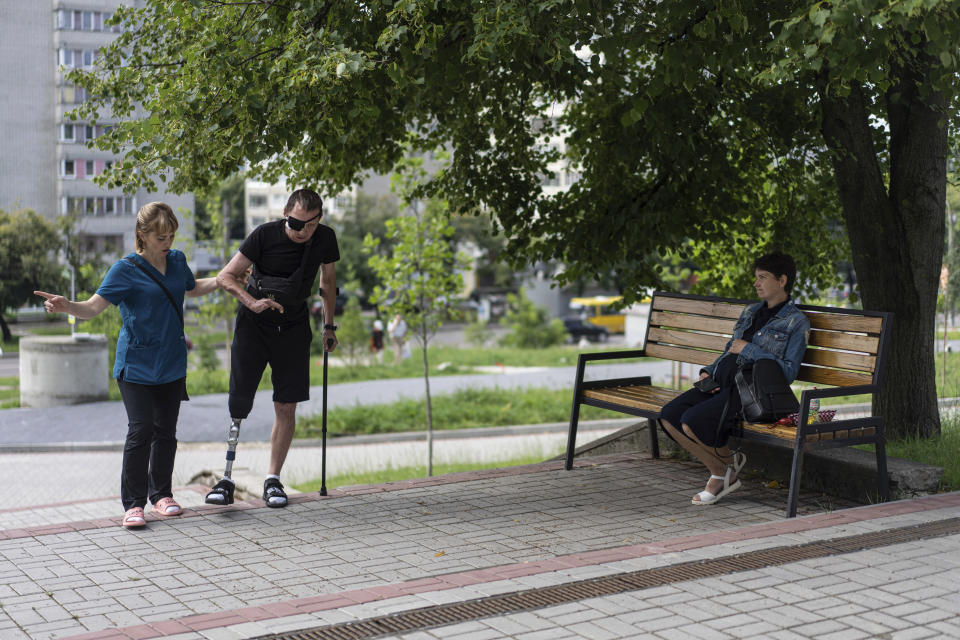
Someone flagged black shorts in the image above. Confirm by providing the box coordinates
[229,311,312,405]
[659,386,742,448]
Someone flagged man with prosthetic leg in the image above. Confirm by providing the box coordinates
[206,188,340,507]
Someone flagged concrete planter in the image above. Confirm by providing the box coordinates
[19,335,109,407]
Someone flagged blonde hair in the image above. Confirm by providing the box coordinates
[135,202,179,252]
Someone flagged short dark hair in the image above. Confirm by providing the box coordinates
[284,188,323,216]
[753,251,797,293]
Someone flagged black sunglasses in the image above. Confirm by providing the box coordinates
[286,212,321,231]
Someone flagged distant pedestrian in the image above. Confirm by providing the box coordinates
[35,203,219,528]
[387,313,408,364]
[371,318,384,363]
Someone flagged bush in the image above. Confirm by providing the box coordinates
[192,334,220,372]
[498,289,566,348]
[313,297,369,365]
[463,320,494,347]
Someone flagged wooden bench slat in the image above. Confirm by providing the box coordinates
[653,296,746,319]
[808,329,880,353]
[584,386,681,412]
[649,311,737,335]
[644,343,720,367]
[741,422,877,442]
[804,311,883,334]
[796,364,873,386]
[647,327,731,352]
[803,348,877,373]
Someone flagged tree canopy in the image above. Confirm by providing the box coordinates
[74,0,959,438]
[0,209,64,342]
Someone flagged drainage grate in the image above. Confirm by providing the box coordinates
[253,517,960,640]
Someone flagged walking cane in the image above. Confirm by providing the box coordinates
[318,287,337,496]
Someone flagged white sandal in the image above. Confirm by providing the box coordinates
[692,466,741,505]
[732,451,747,474]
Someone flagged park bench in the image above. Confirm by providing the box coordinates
[565,291,893,517]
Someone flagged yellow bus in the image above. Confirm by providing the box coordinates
[569,295,625,333]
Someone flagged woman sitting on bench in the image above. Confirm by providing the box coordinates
[659,251,810,505]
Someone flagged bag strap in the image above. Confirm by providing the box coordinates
[252,234,315,296]
[124,256,184,328]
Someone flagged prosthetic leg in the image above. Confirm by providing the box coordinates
[205,419,241,504]
[206,394,254,505]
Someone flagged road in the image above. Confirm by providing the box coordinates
[0,359,673,445]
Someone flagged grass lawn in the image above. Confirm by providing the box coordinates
[292,452,560,492]
[296,387,618,437]
[306,343,648,385]
[0,376,18,409]
[1,336,20,354]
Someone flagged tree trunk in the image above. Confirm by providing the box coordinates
[0,315,11,343]
[819,62,945,440]
[421,323,433,476]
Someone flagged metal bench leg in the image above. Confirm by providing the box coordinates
[650,419,661,459]
[786,445,805,518]
[565,355,588,471]
[565,401,582,471]
[875,424,889,502]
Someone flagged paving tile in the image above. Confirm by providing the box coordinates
[0,455,958,640]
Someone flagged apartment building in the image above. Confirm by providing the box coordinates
[0,1,192,257]
[244,178,363,234]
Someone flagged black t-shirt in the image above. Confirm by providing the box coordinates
[239,219,340,325]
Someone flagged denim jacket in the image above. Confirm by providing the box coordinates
[702,298,810,383]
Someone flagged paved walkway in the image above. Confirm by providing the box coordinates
[0,423,626,512]
[1,451,958,640]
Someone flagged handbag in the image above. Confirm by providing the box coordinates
[735,359,799,422]
[251,237,314,307]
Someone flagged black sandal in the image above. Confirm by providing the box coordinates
[263,478,287,508]
[205,479,235,505]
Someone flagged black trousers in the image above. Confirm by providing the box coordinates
[117,377,184,510]
[659,385,742,448]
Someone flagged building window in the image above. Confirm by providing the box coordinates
[59,48,74,68]
[85,160,95,177]
[105,197,115,214]
[538,172,560,187]
[61,159,76,178]
[60,85,85,104]
[270,193,287,208]
[248,194,267,208]
[104,234,123,252]
[85,125,95,140]
[82,50,96,67]
[82,11,93,31]
[60,124,75,142]
[57,9,73,29]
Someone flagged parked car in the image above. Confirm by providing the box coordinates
[311,289,350,319]
[563,317,609,343]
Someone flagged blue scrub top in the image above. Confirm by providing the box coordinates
[96,250,196,385]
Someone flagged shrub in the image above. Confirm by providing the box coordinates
[463,320,494,347]
[499,289,566,348]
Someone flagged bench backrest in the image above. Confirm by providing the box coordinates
[643,292,892,388]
